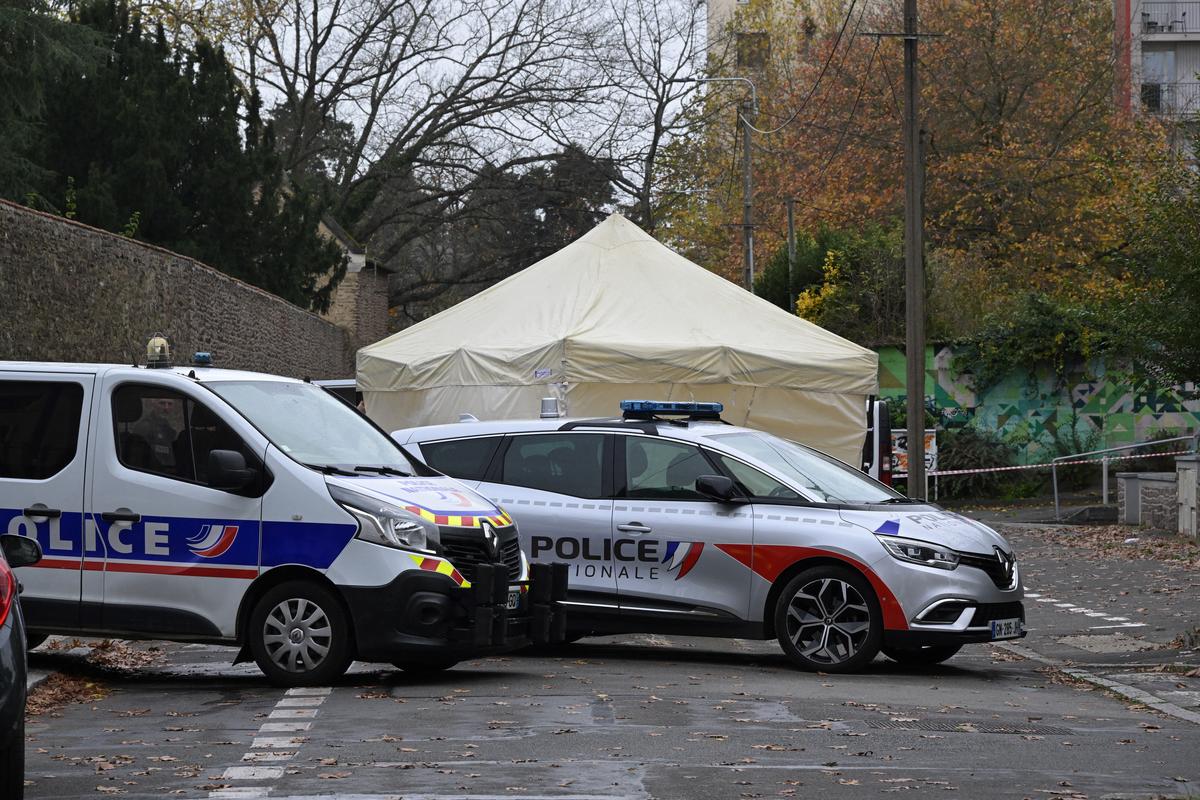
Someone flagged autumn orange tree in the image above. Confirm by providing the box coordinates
[662,0,1169,346]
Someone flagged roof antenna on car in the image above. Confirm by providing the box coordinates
[459,413,480,422]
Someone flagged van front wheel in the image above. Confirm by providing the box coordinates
[249,581,353,687]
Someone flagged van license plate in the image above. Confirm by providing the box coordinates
[991,618,1021,640]
[506,590,521,610]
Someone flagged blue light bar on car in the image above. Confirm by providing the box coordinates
[620,400,725,415]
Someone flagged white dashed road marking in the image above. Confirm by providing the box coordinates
[211,686,331,798]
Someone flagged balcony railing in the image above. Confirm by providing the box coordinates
[1141,81,1200,114]
[1141,2,1200,33]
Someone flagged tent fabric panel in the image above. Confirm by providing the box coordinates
[369,383,868,466]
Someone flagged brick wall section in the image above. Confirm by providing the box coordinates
[321,268,389,356]
[0,199,354,378]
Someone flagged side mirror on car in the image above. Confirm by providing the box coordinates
[695,474,740,503]
[1,534,43,568]
[209,449,256,491]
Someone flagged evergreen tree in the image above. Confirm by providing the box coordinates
[31,0,344,311]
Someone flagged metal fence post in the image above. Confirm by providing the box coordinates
[1102,456,1109,505]
[1053,462,1060,521]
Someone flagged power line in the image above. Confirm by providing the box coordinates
[743,0,860,136]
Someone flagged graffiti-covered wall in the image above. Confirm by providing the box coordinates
[877,346,1200,463]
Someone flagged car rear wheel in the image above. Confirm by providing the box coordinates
[392,659,459,675]
[774,566,882,673]
[249,581,353,687]
[0,716,24,800]
[882,643,962,666]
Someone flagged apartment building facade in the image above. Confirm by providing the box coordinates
[1117,0,1200,127]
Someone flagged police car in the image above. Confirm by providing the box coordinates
[0,347,566,686]
[394,401,1024,672]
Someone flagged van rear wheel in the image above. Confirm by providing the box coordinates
[249,581,353,687]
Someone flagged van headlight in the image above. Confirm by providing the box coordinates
[877,535,959,570]
[329,485,439,554]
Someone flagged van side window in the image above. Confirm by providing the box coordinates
[0,381,85,479]
[500,434,604,498]
[623,438,712,501]
[422,437,502,481]
[113,385,256,487]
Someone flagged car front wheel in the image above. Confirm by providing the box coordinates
[774,566,882,673]
[249,581,353,687]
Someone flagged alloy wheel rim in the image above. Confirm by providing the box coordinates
[785,578,871,665]
[263,598,332,673]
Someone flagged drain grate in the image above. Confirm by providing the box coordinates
[864,719,1072,736]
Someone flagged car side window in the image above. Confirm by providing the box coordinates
[500,434,604,498]
[0,380,85,479]
[711,452,802,501]
[422,437,503,481]
[623,438,712,501]
[113,384,257,487]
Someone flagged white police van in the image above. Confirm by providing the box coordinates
[0,349,566,686]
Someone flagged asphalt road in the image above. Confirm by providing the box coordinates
[21,523,1200,800]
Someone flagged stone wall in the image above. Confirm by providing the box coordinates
[1117,472,1178,530]
[0,199,354,379]
[321,268,390,356]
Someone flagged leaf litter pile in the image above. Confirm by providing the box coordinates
[26,672,108,717]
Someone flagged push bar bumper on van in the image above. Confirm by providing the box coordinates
[343,562,569,662]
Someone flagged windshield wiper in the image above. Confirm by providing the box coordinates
[353,465,411,476]
[304,462,358,476]
[877,497,922,504]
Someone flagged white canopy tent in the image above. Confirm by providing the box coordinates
[358,214,879,464]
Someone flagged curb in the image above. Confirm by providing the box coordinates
[996,642,1200,726]
[25,669,51,692]
[26,643,96,693]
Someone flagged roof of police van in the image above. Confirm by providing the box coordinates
[0,362,304,383]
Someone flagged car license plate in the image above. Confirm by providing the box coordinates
[506,590,521,610]
[991,617,1021,640]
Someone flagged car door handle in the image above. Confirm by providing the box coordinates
[101,510,141,523]
[23,506,61,519]
[617,523,653,534]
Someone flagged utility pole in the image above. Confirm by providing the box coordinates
[786,199,796,312]
[902,0,926,500]
[741,99,755,291]
[690,76,759,292]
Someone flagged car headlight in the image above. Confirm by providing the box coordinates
[329,485,439,554]
[877,535,960,570]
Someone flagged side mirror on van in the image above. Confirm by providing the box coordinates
[1,534,43,568]
[209,449,256,491]
[696,474,739,503]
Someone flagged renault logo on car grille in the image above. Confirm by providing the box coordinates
[994,546,1015,585]
[482,522,499,559]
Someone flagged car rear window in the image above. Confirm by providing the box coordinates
[422,437,503,481]
[500,433,604,498]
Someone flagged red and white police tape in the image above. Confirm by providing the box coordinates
[895,448,1192,480]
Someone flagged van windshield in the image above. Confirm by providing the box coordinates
[208,381,417,476]
[708,431,903,504]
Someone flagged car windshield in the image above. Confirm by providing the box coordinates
[709,431,903,504]
[208,381,417,475]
